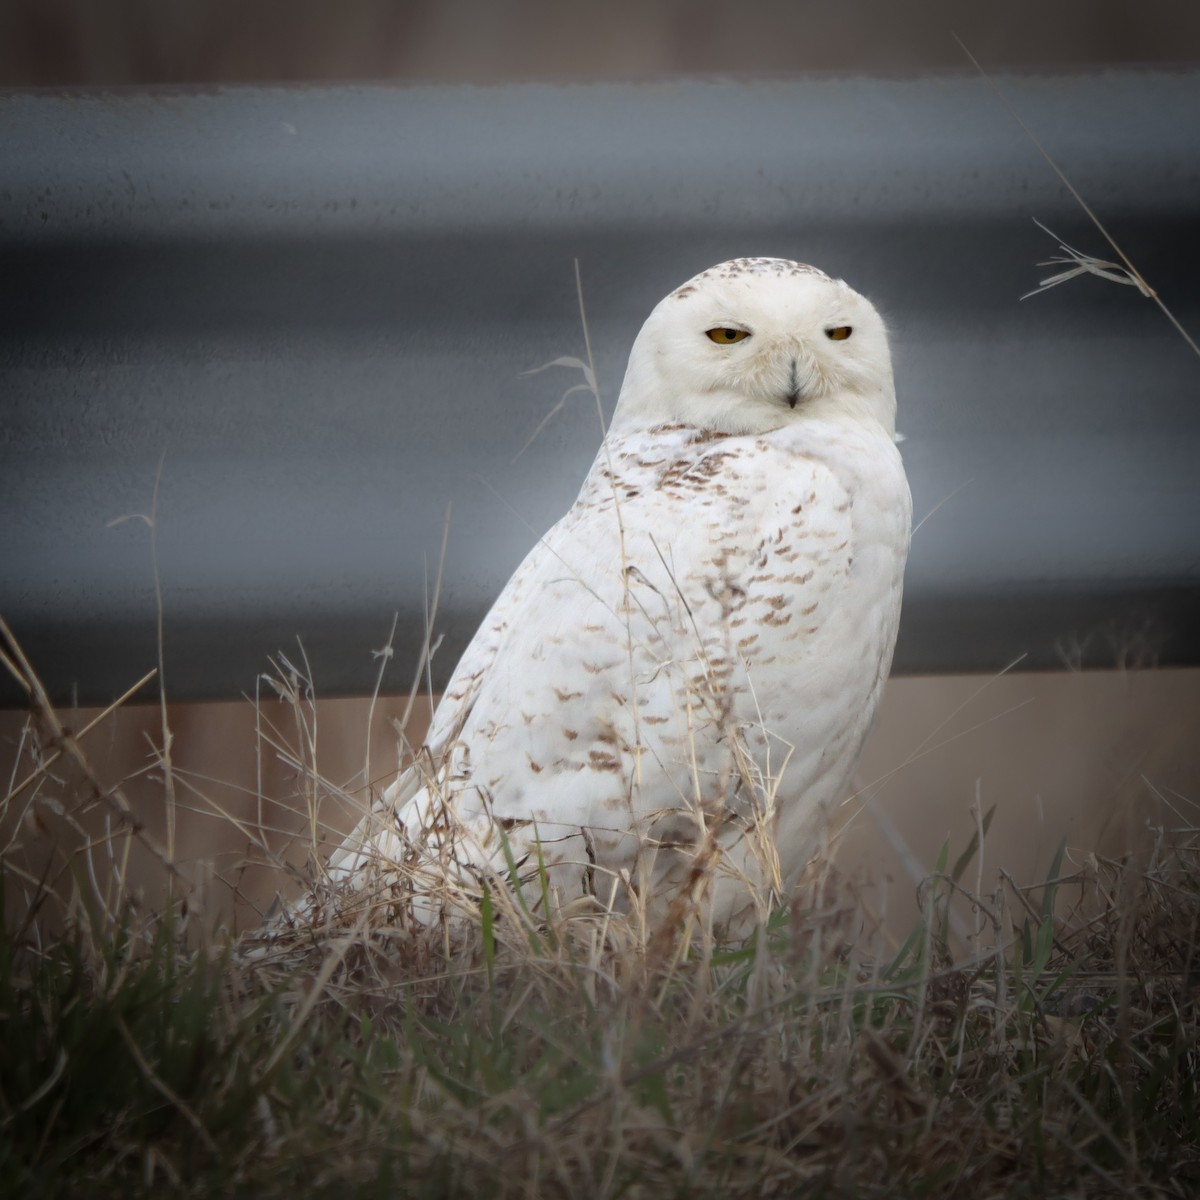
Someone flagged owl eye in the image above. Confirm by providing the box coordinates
[825,326,853,341]
[706,327,750,344]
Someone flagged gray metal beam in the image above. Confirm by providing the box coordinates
[1,72,1198,705]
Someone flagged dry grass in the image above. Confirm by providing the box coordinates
[3,621,1199,1198]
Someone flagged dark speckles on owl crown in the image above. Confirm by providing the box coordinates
[672,257,833,299]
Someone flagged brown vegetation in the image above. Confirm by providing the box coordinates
[3,620,1198,1197]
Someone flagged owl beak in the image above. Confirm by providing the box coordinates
[786,358,800,408]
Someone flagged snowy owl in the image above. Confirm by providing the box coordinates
[311,257,911,935]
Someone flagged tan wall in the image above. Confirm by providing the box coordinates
[4,669,1195,936]
[842,668,1198,932]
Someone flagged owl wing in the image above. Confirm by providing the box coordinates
[415,425,885,831]
[324,467,608,877]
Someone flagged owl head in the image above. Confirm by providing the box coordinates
[613,257,896,438]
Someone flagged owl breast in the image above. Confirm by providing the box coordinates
[450,418,910,924]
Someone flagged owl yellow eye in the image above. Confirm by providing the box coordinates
[825,325,852,341]
[706,327,750,344]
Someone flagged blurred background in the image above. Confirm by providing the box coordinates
[1,0,1198,85]
[1,0,1197,936]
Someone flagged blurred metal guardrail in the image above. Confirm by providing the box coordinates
[1,71,1198,705]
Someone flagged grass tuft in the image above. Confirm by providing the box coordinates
[2,627,1199,1197]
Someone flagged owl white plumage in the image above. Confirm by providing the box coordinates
[313,257,911,935]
